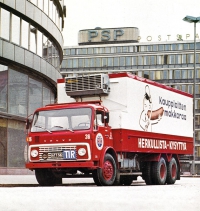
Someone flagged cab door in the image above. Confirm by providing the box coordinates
[93,110,113,154]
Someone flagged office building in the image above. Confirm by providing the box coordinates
[0,0,66,174]
[61,27,200,174]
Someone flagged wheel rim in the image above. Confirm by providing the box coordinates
[102,160,113,181]
[160,163,166,179]
[171,163,177,178]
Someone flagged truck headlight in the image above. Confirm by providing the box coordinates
[31,149,39,158]
[78,148,86,156]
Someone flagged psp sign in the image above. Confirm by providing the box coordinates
[88,29,124,42]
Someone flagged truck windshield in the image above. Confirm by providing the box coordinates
[31,108,92,132]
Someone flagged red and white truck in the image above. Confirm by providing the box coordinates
[25,73,193,186]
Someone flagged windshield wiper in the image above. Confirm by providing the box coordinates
[66,128,74,133]
[34,125,52,134]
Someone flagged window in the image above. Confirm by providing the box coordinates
[158,45,164,51]
[78,59,84,68]
[150,71,155,80]
[132,57,137,65]
[188,69,193,78]
[157,56,162,65]
[37,31,43,57]
[125,57,131,66]
[174,70,181,79]
[88,48,93,54]
[165,45,170,51]
[1,8,10,40]
[195,85,200,94]
[108,58,113,67]
[169,70,173,79]
[91,58,95,67]
[105,47,110,53]
[73,59,78,68]
[95,58,101,67]
[150,56,156,65]
[155,71,161,80]
[177,44,183,50]
[163,70,168,79]
[171,44,177,50]
[164,55,168,64]
[147,45,152,51]
[11,14,20,45]
[84,59,90,68]
[0,65,8,112]
[29,78,42,114]
[175,55,181,64]
[168,55,175,64]
[182,54,186,64]
[21,20,29,49]
[120,57,125,66]
[102,58,107,67]
[122,46,128,53]
[117,47,122,53]
[67,59,72,68]
[182,70,187,79]
[188,85,193,94]
[114,57,119,66]
[30,25,36,53]
[153,45,158,51]
[8,69,28,117]
[138,56,143,65]
[187,54,194,63]
[181,85,187,92]
[144,56,149,65]
[43,87,50,106]
[70,49,76,55]
[143,71,149,79]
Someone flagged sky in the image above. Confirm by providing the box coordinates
[62,0,200,46]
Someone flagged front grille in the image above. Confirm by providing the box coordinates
[39,146,76,153]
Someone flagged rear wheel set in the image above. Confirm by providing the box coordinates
[142,156,178,185]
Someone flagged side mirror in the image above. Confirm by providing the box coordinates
[105,112,109,124]
[26,119,30,130]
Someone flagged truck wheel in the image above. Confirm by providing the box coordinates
[152,157,167,185]
[35,169,58,186]
[120,175,133,186]
[92,169,102,186]
[166,157,178,184]
[142,162,154,185]
[96,153,116,186]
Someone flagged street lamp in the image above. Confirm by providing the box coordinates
[183,16,200,175]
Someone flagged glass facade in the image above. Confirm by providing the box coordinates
[0,7,60,69]
[61,40,200,174]
[0,1,65,171]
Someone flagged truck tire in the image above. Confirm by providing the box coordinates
[94,153,116,186]
[152,157,167,185]
[35,169,58,186]
[142,162,154,185]
[166,157,178,184]
[92,169,102,186]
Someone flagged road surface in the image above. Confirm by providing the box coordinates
[0,175,199,211]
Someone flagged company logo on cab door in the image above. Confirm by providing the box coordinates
[96,133,104,150]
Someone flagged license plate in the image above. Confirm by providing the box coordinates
[51,152,63,159]
[63,150,76,160]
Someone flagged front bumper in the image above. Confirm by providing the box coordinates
[26,161,96,169]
